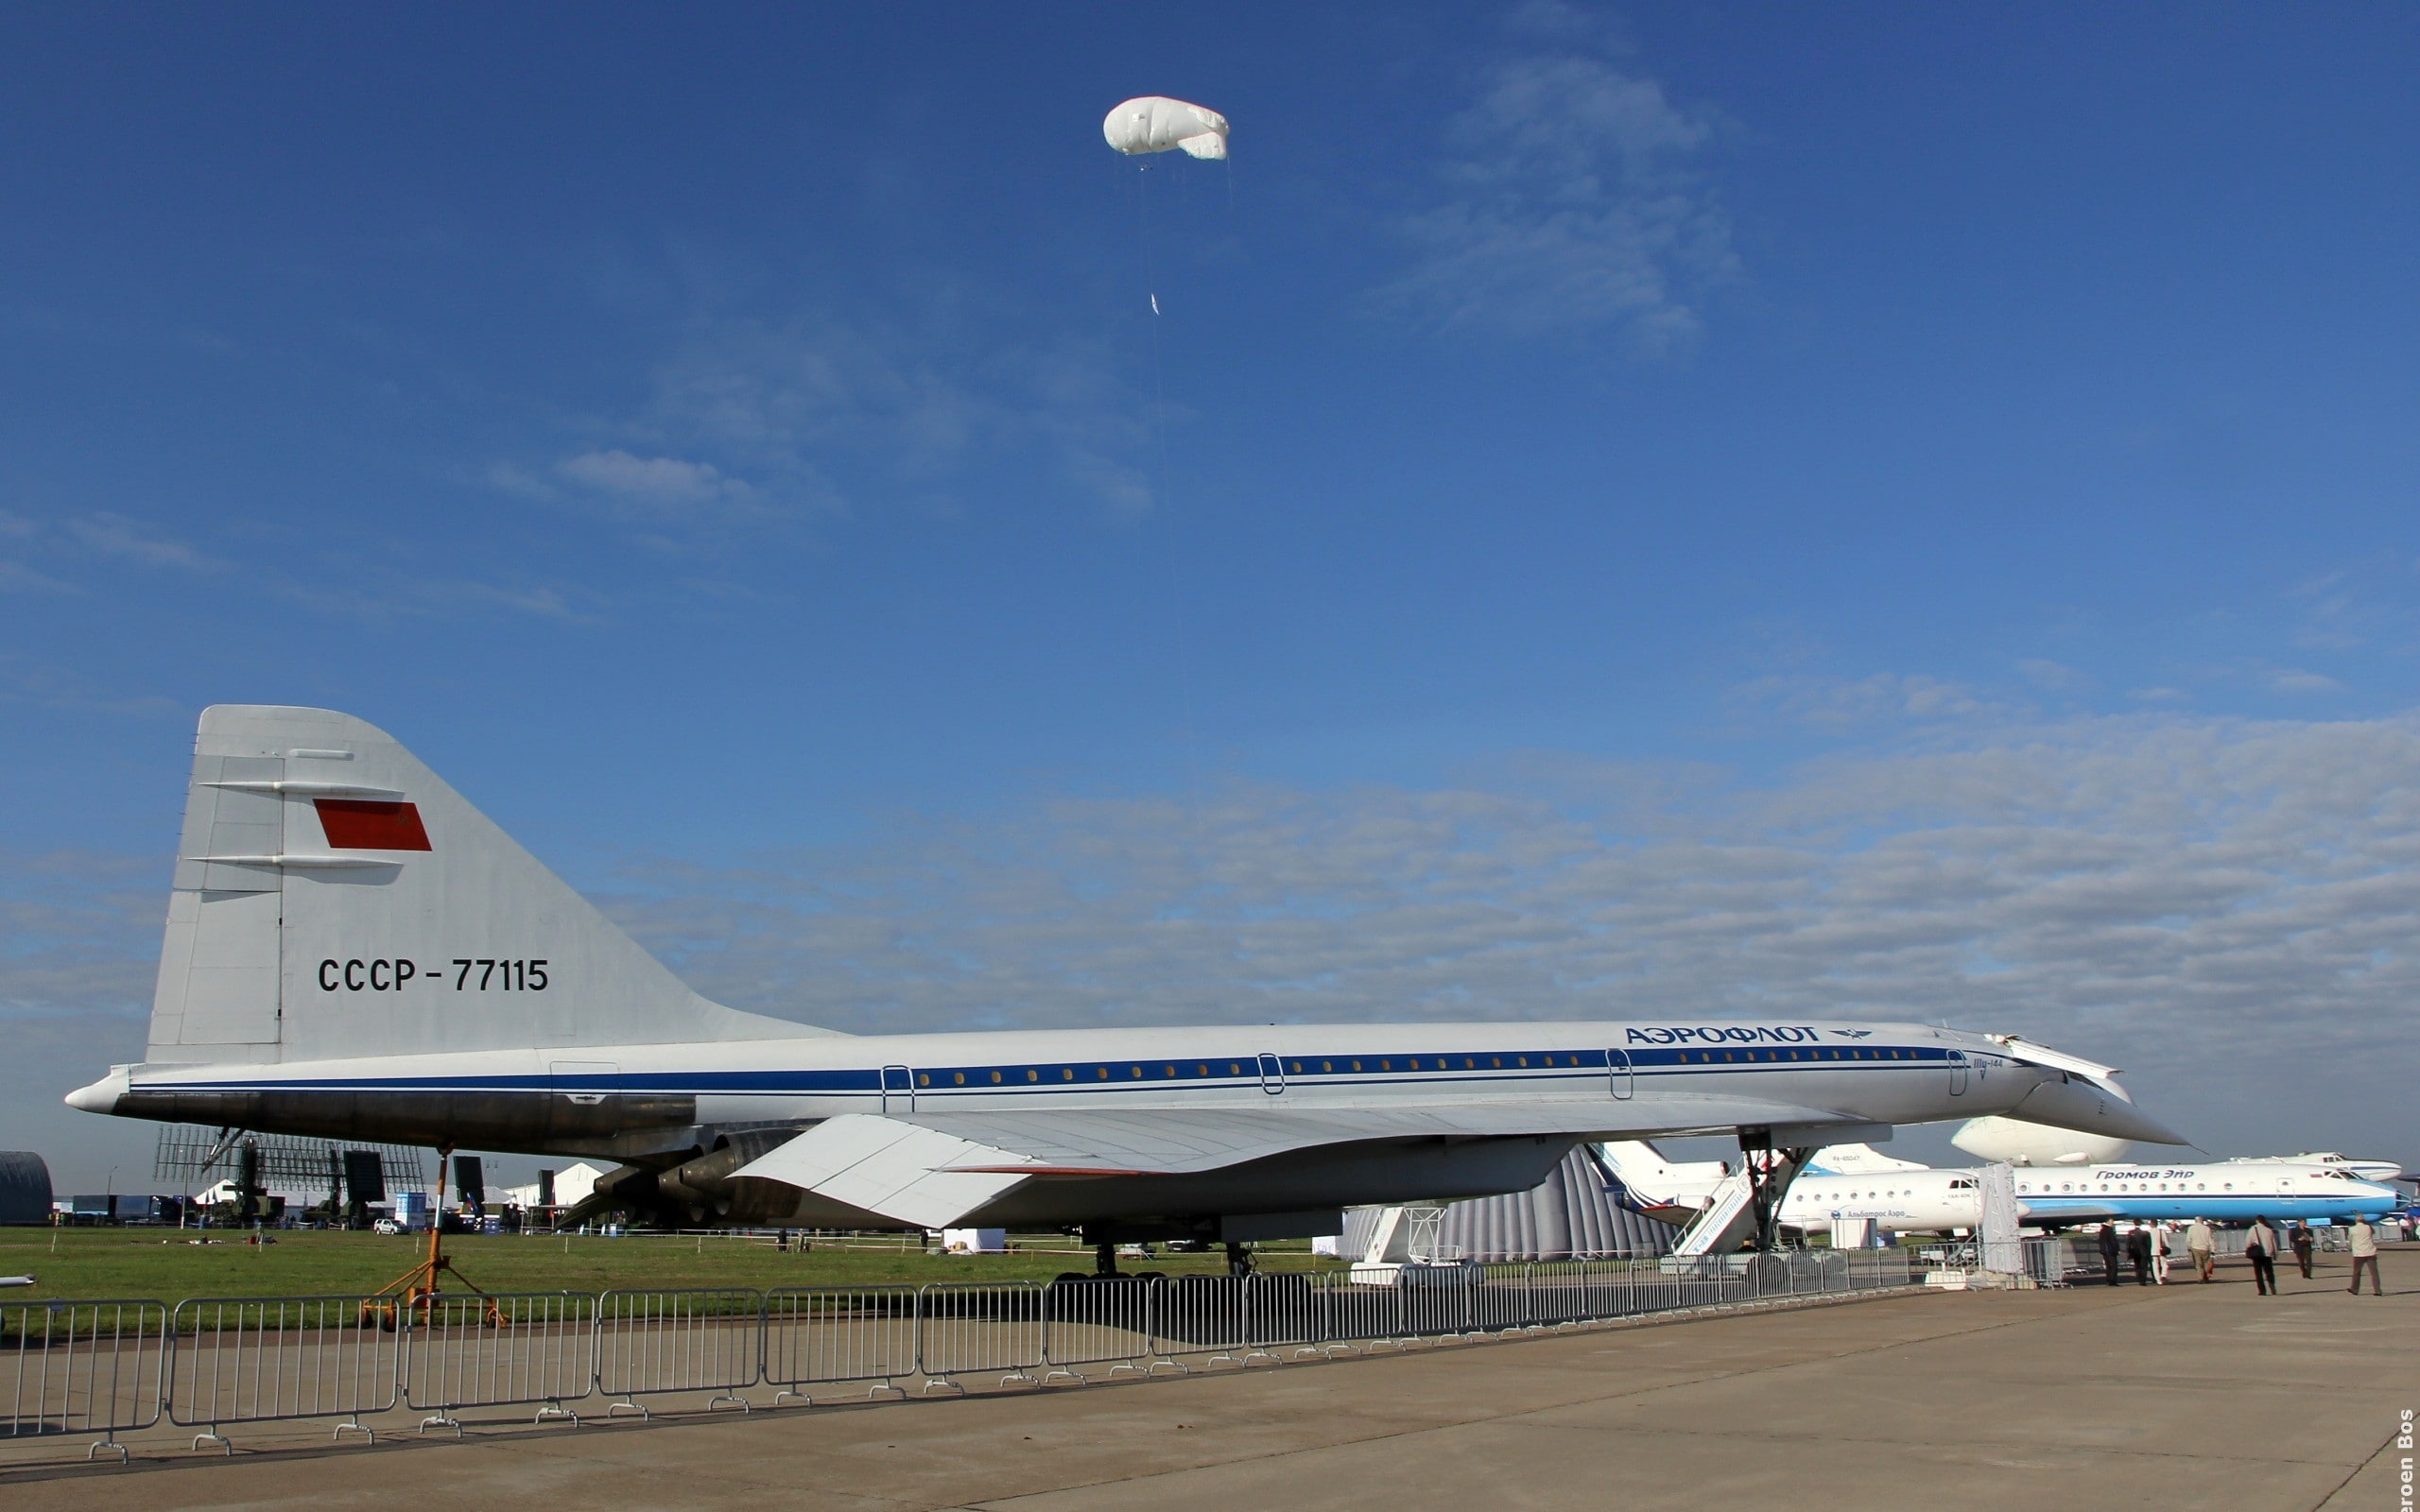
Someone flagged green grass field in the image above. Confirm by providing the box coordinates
[0,1227,1332,1304]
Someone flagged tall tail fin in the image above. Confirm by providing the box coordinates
[146,705,838,1066]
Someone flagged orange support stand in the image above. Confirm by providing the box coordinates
[360,1143,505,1331]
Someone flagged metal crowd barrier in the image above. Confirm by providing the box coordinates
[596,1288,761,1418]
[405,1291,597,1434]
[762,1285,918,1403]
[915,1283,1045,1393]
[0,1250,1931,1463]
[168,1296,398,1452]
[0,1299,167,1462]
[1151,1275,1250,1368]
[1039,1278,1155,1383]
[1312,1272,1409,1353]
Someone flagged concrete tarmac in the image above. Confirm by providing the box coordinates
[8,1249,2412,1511]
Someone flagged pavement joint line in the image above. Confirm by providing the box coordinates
[2309,1421,2412,1512]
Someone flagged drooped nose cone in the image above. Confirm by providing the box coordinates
[64,1071,126,1114]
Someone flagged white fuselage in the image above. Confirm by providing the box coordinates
[1781,1167,1984,1233]
[106,1020,2034,1143]
[1609,1150,2403,1237]
[1791,1160,2403,1233]
[2013,1160,2401,1225]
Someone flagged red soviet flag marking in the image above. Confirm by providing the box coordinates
[314,799,433,850]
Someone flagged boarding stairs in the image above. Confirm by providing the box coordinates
[1669,1149,1813,1256]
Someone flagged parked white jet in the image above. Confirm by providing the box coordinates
[1604,1142,2399,1236]
[2011,1160,2400,1226]
[2230,1152,2404,1183]
[66,707,2184,1255]
[1600,1141,1966,1233]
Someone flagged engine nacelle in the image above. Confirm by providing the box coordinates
[652,1127,801,1218]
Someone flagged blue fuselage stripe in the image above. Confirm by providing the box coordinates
[162,1043,1952,1096]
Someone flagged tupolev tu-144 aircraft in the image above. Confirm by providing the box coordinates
[67,707,2185,1261]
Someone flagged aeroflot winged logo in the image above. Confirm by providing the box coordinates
[313,799,432,850]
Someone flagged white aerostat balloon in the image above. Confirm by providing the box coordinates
[1103,96,1229,160]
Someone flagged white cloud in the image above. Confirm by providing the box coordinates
[1372,24,1737,347]
[486,309,1157,539]
[0,558,77,594]
[2269,668,2345,695]
[276,574,592,624]
[1731,671,2001,729]
[482,460,560,501]
[2016,658,2085,692]
[65,513,225,572]
[0,654,182,716]
[555,450,758,508]
[642,313,1155,523]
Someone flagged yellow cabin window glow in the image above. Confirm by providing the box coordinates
[1063,1069,1076,1081]
[1027,1070,1039,1082]
[1165,1066,1177,1077]
[991,1072,1002,1084]
[1290,1062,1304,1074]
[1132,1067,1144,1078]
[1351,1060,1362,1072]
[1321,1060,1333,1073]
[1098,1067,1111,1079]
[1516,1057,1529,1068]
[953,1073,965,1086]
[917,1074,930,1087]
[1229,1062,1242,1074]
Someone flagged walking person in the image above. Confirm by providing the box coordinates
[2126,1224,2153,1286]
[2290,1222,2316,1280]
[2245,1216,2280,1296]
[2098,1222,2122,1285]
[2152,1223,2173,1285]
[2187,1217,2215,1281]
[2347,1216,2383,1296]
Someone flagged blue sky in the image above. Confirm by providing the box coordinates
[5,5,2419,1187]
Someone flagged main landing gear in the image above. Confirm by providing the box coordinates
[1737,1129,1815,1253]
